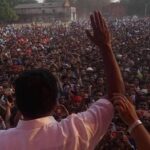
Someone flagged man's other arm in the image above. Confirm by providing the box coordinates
[86,11,125,98]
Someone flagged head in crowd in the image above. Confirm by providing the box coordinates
[15,69,58,120]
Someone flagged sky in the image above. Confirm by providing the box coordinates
[37,0,120,3]
[37,0,44,3]
[111,0,120,2]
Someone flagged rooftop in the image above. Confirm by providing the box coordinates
[15,2,66,9]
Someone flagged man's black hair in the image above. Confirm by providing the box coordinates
[15,69,58,119]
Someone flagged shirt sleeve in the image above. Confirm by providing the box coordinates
[60,99,114,149]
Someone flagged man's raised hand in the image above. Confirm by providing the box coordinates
[86,11,125,97]
[86,11,111,48]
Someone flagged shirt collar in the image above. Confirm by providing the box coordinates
[16,116,56,129]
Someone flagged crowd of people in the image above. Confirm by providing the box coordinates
[0,16,150,149]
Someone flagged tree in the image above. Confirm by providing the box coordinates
[0,0,38,23]
[19,0,37,4]
[7,0,37,7]
[0,0,18,23]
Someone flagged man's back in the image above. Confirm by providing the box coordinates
[0,99,113,150]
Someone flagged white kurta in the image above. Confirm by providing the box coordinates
[0,99,114,150]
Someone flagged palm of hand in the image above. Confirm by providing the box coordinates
[86,11,111,48]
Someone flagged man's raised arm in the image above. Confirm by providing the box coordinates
[86,11,125,98]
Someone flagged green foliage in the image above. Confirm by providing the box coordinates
[0,0,38,23]
[7,0,37,7]
[0,0,18,22]
[19,0,37,4]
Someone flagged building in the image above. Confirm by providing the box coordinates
[103,2,126,18]
[14,0,77,22]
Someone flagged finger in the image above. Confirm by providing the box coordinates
[98,11,104,28]
[112,94,128,101]
[94,11,101,30]
[86,30,94,42]
[112,95,127,103]
[98,11,108,30]
[113,100,125,106]
[126,96,133,103]
[111,93,123,101]
[115,105,125,113]
[114,98,134,111]
[114,100,128,111]
[125,98,134,106]
[90,14,97,33]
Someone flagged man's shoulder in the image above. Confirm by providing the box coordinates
[89,98,113,108]
[0,128,16,137]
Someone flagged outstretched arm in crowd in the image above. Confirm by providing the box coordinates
[86,11,125,98]
[0,116,6,129]
[113,95,150,150]
[4,101,12,128]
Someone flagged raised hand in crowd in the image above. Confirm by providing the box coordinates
[86,11,125,97]
[5,100,13,128]
[0,115,6,129]
[113,95,150,150]
[86,11,111,48]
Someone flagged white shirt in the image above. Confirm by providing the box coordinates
[0,99,114,150]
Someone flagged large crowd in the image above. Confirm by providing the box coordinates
[0,16,150,150]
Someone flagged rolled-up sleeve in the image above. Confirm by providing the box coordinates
[78,99,114,143]
[60,99,114,149]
